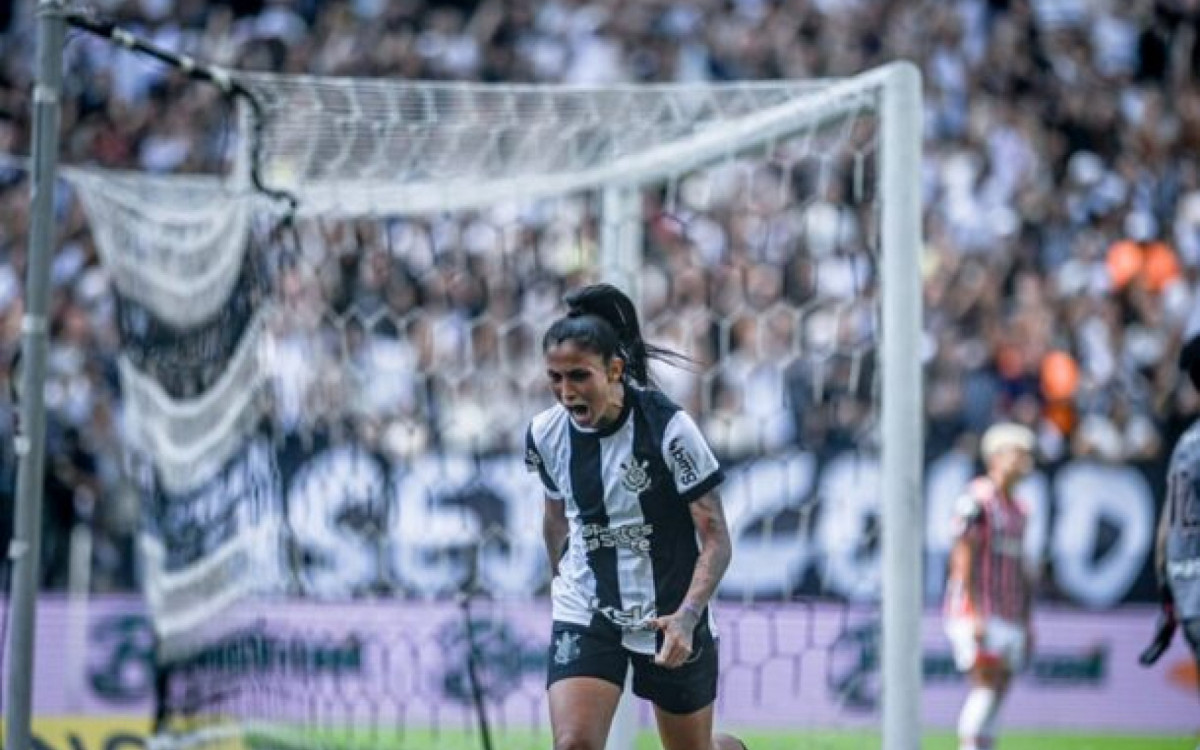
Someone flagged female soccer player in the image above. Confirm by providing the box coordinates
[944,422,1038,750]
[525,283,746,750]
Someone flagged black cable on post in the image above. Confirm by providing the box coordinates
[63,9,299,217]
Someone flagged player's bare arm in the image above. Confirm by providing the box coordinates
[543,496,568,577]
[653,491,733,668]
[950,534,983,640]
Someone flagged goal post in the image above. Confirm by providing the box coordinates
[591,63,924,750]
[594,63,925,750]
[879,60,924,750]
[15,18,924,748]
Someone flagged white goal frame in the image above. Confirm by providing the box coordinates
[595,62,924,750]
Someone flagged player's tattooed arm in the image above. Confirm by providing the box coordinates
[681,491,733,622]
[652,491,732,668]
[543,495,569,577]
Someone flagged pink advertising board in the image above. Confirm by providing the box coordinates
[10,596,1196,734]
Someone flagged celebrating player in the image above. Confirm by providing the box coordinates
[1142,327,1200,715]
[525,283,746,750]
[944,422,1038,750]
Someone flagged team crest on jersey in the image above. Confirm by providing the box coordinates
[621,458,652,494]
[553,631,581,665]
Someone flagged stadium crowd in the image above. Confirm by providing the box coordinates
[1,0,1200,592]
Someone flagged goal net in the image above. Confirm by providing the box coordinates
[61,63,921,750]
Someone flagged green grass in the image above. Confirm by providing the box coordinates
[248,726,1196,750]
[708,730,1195,750]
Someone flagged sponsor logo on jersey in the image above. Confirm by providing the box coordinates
[621,458,652,493]
[1167,557,1200,580]
[590,600,656,630]
[553,631,581,665]
[669,437,699,486]
[581,522,653,552]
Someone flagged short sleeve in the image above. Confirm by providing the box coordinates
[525,426,562,500]
[662,411,724,503]
[950,490,985,539]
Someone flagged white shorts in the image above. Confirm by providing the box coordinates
[945,616,1028,673]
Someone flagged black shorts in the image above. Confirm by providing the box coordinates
[546,618,719,715]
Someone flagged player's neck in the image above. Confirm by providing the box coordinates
[988,471,1018,498]
[595,381,626,430]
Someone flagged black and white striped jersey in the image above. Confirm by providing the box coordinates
[525,386,725,655]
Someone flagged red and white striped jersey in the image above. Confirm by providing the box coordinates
[944,477,1031,623]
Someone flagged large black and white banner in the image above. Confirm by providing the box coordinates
[140,429,1167,621]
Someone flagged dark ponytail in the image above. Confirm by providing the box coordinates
[542,283,688,388]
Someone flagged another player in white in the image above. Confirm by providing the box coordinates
[944,423,1038,750]
[1143,317,1200,744]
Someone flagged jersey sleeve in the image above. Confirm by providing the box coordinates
[662,411,724,503]
[525,426,562,500]
[950,488,985,540]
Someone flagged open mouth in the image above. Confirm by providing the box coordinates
[566,403,590,422]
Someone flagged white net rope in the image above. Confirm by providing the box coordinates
[63,168,276,494]
[115,309,271,495]
[65,168,256,326]
[62,70,895,748]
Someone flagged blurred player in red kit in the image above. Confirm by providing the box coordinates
[944,423,1038,750]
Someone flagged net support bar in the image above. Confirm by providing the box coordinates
[4,3,66,749]
[601,185,644,301]
[599,184,644,750]
[879,61,924,750]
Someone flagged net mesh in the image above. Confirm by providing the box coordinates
[235,74,844,216]
[61,70,898,749]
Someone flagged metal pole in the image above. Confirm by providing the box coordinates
[4,2,66,748]
[879,61,924,750]
[600,186,643,300]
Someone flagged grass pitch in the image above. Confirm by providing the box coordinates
[715,730,1194,750]
[244,726,1195,750]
